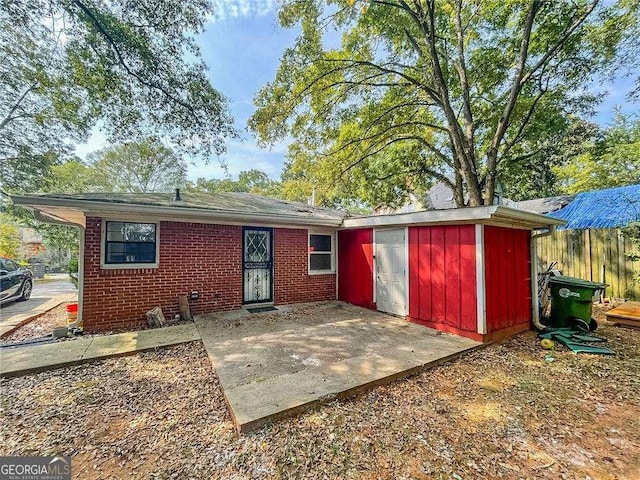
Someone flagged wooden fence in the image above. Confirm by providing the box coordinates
[535,228,640,300]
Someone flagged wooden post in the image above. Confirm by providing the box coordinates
[584,229,592,281]
[178,295,193,321]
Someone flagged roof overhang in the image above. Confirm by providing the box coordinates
[12,195,566,231]
[11,195,345,228]
[342,205,567,230]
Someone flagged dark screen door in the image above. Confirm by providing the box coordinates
[243,227,273,303]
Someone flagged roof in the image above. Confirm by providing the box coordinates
[516,195,575,215]
[11,191,348,228]
[425,181,458,210]
[547,184,640,229]
[12,191,564,231]
[343,205,566,230]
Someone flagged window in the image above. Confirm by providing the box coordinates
[2,259,17,271]
[308,233,334,274]
[104,221,157,265]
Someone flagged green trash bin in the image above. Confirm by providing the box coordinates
[548,276,607,330]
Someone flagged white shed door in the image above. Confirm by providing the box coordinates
[375,229,407,316]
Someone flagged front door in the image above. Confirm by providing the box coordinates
[375,228,407,316]
[243,227,273,304]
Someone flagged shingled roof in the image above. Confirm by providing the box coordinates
[10,191,348,227]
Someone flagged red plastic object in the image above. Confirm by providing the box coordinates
[66,303,78,313]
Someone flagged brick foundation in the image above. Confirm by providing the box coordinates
[82,218,336,331]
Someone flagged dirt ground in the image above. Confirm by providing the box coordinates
[1,317,639,479]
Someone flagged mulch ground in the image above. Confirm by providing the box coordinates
[0,304,68,343]
[1,304,192,344]
[1,315,639,479]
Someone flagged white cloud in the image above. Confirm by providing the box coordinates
[208,0,278,23]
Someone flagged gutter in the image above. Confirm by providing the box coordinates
[530,225,556,330]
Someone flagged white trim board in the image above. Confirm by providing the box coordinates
[475,224,487,335]
[343,205,565,230]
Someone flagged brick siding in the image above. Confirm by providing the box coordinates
[273,228,337,305]
[82,218,336,331]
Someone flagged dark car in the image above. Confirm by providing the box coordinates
[0,258,33,305]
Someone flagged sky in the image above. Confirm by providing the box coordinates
[75,0,638,182]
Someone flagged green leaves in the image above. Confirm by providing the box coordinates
[553,112,640,194]
[1,0,236,192]
[249,0,638,208]
[185,169,280,196]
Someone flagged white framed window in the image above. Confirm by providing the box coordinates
[308,232,335,274]
[101,220,160,269]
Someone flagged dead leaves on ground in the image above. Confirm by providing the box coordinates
[1,323,639,479]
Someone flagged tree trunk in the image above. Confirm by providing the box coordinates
[456,152,483,206]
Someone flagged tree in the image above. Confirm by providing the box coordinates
[553,112,640,194]
[89,139,187,193]
[186,169,279,195]
[250,0,637,208]
[46,158,110,193]
[501,117,601,201]
[0,215,20,258]
[1,0,236,192]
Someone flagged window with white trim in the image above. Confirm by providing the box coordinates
[104,221,157,265]
[308,233,335,274]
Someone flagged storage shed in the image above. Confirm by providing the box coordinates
[339,207,565,342]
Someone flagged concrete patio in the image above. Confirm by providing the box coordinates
[195,301,483,432]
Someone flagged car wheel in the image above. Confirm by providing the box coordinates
[18,280,32,301]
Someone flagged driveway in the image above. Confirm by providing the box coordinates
[195,301,482,432]
[0,274,77,337]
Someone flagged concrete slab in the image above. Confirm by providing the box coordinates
[0,277,77,337]
[0,324,201,377]
[195,301,482,432]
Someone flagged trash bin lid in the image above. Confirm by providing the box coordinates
[549,276,607,289]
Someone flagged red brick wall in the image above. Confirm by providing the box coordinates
[82,218,336,331]
[273,228,336,305]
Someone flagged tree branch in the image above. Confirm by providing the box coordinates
[0,84,38,131]
[68,0,199,120]
[485,0,541,203]
[501,81,549,156]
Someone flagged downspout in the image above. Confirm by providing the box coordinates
[530,225,556,330]
[69,225,84,329]
[33,211,84,329]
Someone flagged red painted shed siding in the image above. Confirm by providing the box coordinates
[82,218,335,332]
[337,228,374,309]
[408,225,477,334]
[484,226,532,334]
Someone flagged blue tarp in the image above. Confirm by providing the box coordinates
[548,184,640,229]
